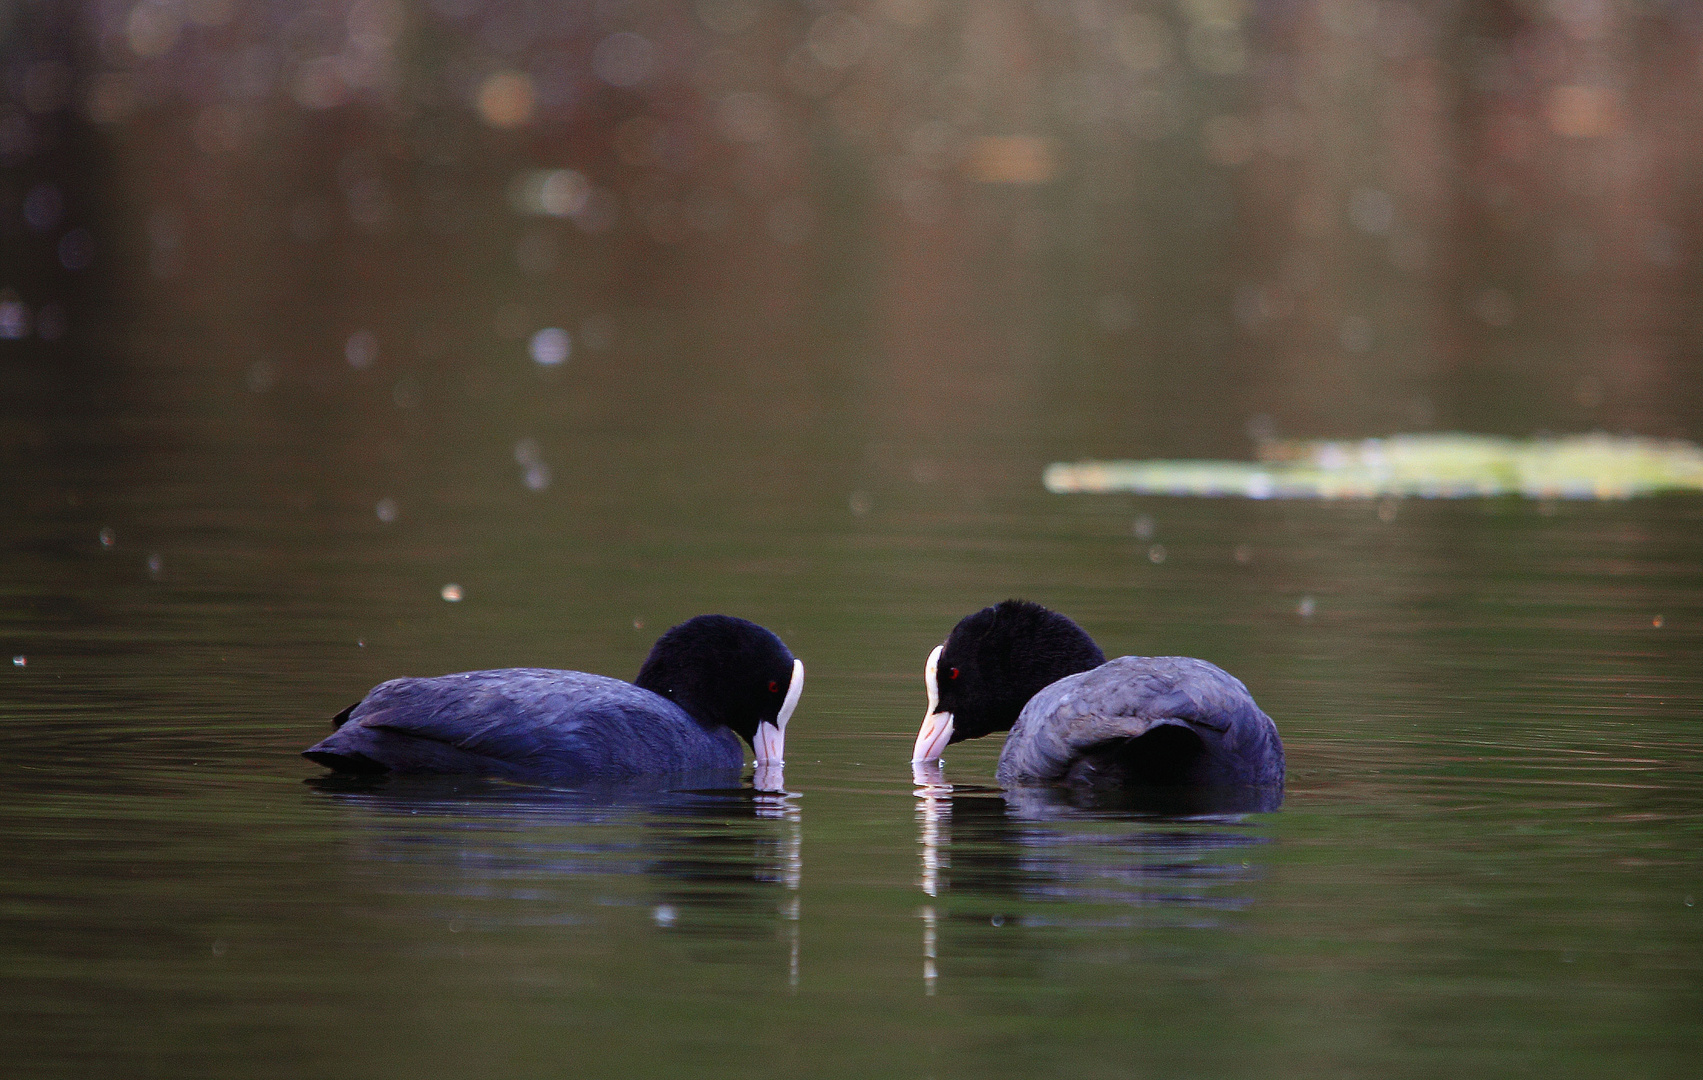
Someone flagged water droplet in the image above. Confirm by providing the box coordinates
[632,617,645,631]
[1147,544,1166,564]
[529,327,570,366]
[375,498,398,523]
[440,583,463,602]
[1298,596,1316,618]
[98,527,115,547]
[1652,615,1664,628]
[356,639,365,647]
[11,656,24,667]
[652,903,677,927]
[989,914,1004,927]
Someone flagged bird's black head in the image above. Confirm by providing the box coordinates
[919,600,1105,753]
[635,614,803,764]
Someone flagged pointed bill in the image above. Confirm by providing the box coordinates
[755,658,804,766]
[913,644,953,762]
[913,711,954,763]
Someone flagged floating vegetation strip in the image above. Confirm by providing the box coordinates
[1044,434,1703,500]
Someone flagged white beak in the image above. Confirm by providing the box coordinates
[912,644,954,762]
[754,658,804,766]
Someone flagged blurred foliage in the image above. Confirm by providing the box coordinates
[1047,432,1703,498]
[2,0,1702,473]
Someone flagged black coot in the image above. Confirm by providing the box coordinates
[304,615,803,783]
[911,601,1282,795]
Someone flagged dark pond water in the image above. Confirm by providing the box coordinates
[4,353,1701,1076]
[7,1,1703,1075]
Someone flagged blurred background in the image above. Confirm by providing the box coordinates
[4,0,1701,483]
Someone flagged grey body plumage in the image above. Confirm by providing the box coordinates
[996,655,1284,790]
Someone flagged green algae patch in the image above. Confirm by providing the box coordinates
[1045,434,1703,500]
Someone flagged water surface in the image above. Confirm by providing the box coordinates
[4,387,1700,1077]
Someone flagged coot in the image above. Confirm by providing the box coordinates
[911,601,1282,794]
[304,614,803,783]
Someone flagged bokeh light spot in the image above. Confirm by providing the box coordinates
[477,71,536,128]
[345,330,377,369]
[529,327,570,366]
[963,137,1058,184]
[246,361,275,393]
[0,295,30,340]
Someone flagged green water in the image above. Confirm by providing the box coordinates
[4,356,1700,1076]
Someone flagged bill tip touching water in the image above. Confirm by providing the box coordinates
[913,600,1283,799]
[303,614,802,786]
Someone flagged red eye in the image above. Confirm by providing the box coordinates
[949,668,959,680]
[768,681,779,693]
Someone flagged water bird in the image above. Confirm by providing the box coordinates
[912,601,1282,796]
[304,615,803,783]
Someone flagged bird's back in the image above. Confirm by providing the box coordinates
[996,656,1284,790]
[303,668,745,781]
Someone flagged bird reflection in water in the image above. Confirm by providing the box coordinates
[912,762,1274,994]
[308,767,802,988]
